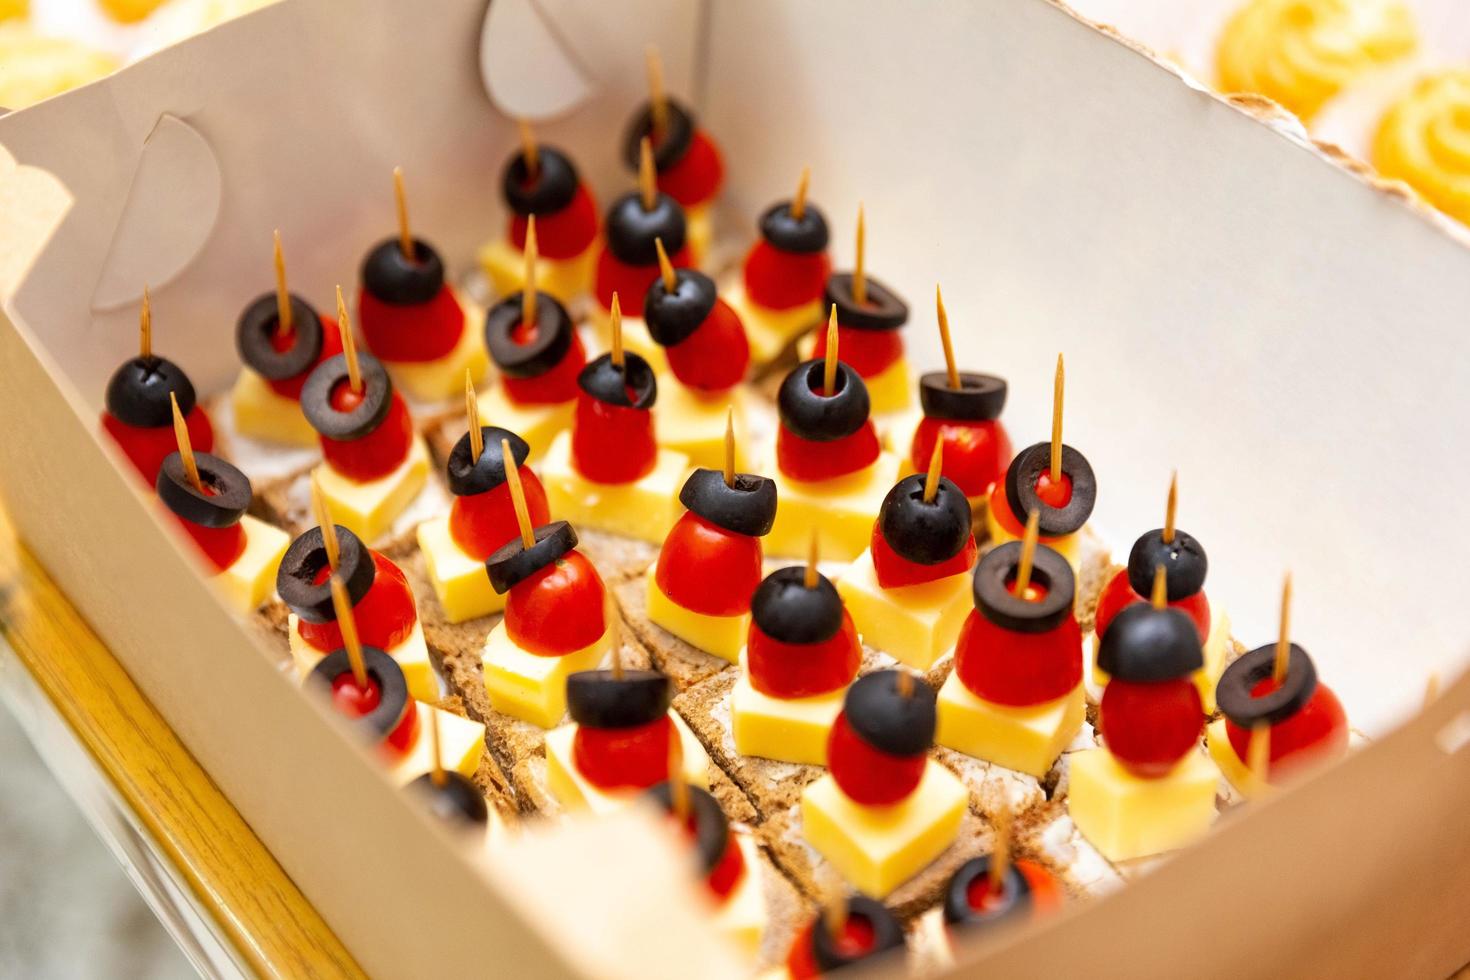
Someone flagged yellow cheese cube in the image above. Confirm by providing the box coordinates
[289,614,439,705]
[1205,718,1260,799]
[802,761,967,899]
[686,204,713,269]
[983,501,1082,574]
[387,702,485,786]
[415,515,503,623]
[543,712,711,814]
[722,280,821,366]
[478,237,594,305]
[794,335,913,417]
[935,674,1085,778]
[645,571,747,664]
[730,664,845,766]
[765,452,902,562]
[653,378,750,471]
[214,515,289,613]
[713,833,766,955]
[476,382,574,462]
[587,307,669,374]
[540,431,689,544]
[836,548,972,671]
[1092,601,1231,714]
[378,294,490,404]
[1067,747,1218,862]
[229,368,317,447]
[482,620,611,729]
[312,435,430,545]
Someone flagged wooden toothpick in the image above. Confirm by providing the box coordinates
[609,293,626,369]
[465,370,483,461]
[609,592,623,681]
[639,136,658,212]
[1014,509,1041,598]
[923,439,944,504]
[329,574,368,689]
[791,166,811,221]
[722,407,736,489]
[822,305,840,396]
[393,166,414,260]
[1247,722,1271,793]
[670,742,690,821]
[987,804,1014,896]
[522,215,539,331]
[654,236,678,292]
[518,117,539,177]
[139,285,152,359]
[169,392,202,493]
[646,45,668,136]
[1151,564,1167,609]
[273,230,293,336]
[1273,573,1293,685]
[336,286,362,394]
[502,437,536,550]
[1425,672,1442,709]
[804,530,821,590]
[429,706,447,788]
[1050,354,1065,483]
[852,204,867,306]
[896,669,915,699]
[310,474,340,572]
[935,284,960,391]
[822,869,848,940]
[1163,471,1178,545]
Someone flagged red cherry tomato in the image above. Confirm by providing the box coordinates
[504,549,607,656]
[175,513,247,573]
[810,324,904,379]
[449,470,551,559]
[318,385,414,483]
[870,524,977,590]
[593,243,691,315]
[1098,677,1204,778]
[664,299,749,392]
[953,604,1082,707]
[654,129,725,208]
[500,327,587,406]
[1093,569,1212,644]
[705,831,747,900]
[102,405,215,485]
[298,552,418,653]
[509,182,599,259]
[571,390,658,484]
[910,417,1012,500]
[572,714,674,791]
[987,479,1072,546]
[1034,469,1072,508]
[358,284,465,363]
[827,712,926,805]
[746,611,861,700]
[742,240,830,311]
[265,314,345,400]
[381,699,420,761]
[329,673,417,760]
[1225,680,1349,783]
[1016,860,1063,914]
[786,917,877,979]
[654,512,763,617]
[776,422,881,483]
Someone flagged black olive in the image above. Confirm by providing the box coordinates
[1216,643,1319,729]
[155,451,251,529]
[307,645,409,741]
[360,237,445,306]
[501,144,580,216]
[406,770,489,829]
[677,468,778,538]
[1095,603,1203,683]
[844,670,937,757]
[104,355,197,429]
[877,473,972,566]
[777,359,870,442]
[1126,529,1208,601]
[576,352,657,409]
[750,566,843,645]
[943,856,1033,928]
[1003,442,1097,537]
[758,199,829,254]
[643,267,718,347]
[484,521,578,595]
[918,372,1008,423]
[276,525,376,624]
[644,782,730,878]
[300,352,394,442]
[824,273,908,332]
[446,426,531,497]
[603,191,687,267]
[620,99,696,172]
[235,293,324,381]
[809,896,906,973]
[972,541,1075,634]
[483,292,576,379]
[566,669,672,729]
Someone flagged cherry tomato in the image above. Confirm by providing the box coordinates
[910,417,1012,500]
[1034,469,1072,508]
[265,314,344,400]
[786,917,877,979]
[776,422,880,483]
[358,284,465,363]
[175,513,247,573]
[329,673,417,761]
[380,699,420,761]
[449,470,551,559]
[746,611,861,699]
[953,604,1082,707]
[870,524,977,590]
[593,243,692,315]
[987,479,1071,545]
[1093,569,1211,645]
[1098,677,1203,778]
[1016,860,1063,914]
[102,405,215,485]
[810,324,904,379]
[504,550,607,656]
[742,240,830,311]
[705,830,747,900]
[572,714,674,791]
[654,512,763,617]
[1225,679,1349,783]
[654,129,725,208]
[298,552,418,653]
[509,182,599,259]
[571,391,657,484]
[827,712,926,805]
[664,299,749,392]
[500,327,587,406]
[319,385,414,483]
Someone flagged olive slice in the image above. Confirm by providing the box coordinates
[484,292,575,379]
[644,782,730,878]
[276,525,376,623]
[104,355,197,428]
[307,645,409,741]
[943,856,1033,928]
[156,451,251,529]
[484,521,578,595]
[919,372,1008,423]
[501,144,579,216]
[1216,643,1319,729]
[809,896,905,973]
[620,99,696,171]
[603,190,688,267]
[643,267,718,347]
[235,293,323,381]
[824,273,908,332]
[360,237,445,306]
[878,473,972,565]
[759,199,829,254]
[678,468,778,538]
[972,541,1075,634]
[1095,603,1203,683]
[566,669,672,729]
[1003,442,1097,537]
[844,670,936,757]
[750,566,843,645]
[577,352,657,409]
[300,352,394,442]
[777,359,870,442]
[406,770,489,829]
[1126,528,1208,601]
[446,426,531,497]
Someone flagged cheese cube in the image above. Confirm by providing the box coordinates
[289,614,438,704]
[387,702,486,786]
[1092,601,1231,714]
[802,761,967,898]
[476,382,574,462]
[646,571,747,664]
[1205,718,1259,799]
[214,515,289,613]
[983,502,1081,574]
[543,712,711,814]
[795,334,913,416]
[836,548,971,671]
[379,294,490,404]
[713,833,766,956]
[478,237,594,304]
[935,674,1084,778]
[540,431,689,544]
[229,368,316,447]
[730,664,845,766]
[416,514,503,623]
[587,307,669,374]
[765,452,902,562]
[685,204,713,269]
[312,435,431,545]
[653,378,750,471]
[723,280,821,366]
[482,620,611,729]
[1067,747,1218,863]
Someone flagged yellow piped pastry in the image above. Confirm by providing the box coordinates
[1373,69,1470,225]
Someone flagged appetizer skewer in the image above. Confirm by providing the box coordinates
[407,708,505,848]
[782,888,906,977]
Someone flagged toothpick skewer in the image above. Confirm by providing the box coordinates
[791,167,810,220]
[169,392,203,493]
[654,236,678,292]
[1050,354,1065,483]
[1163,471,1178,544]
[987,804,1014,896]
[646,46,668,137]
[465,370,483,460]
[609,293,625,369]
[822,305,840,396]
[393,166,414,260]
[329,574,369,689]
[1151,564,1167,609]
[273,230,293,336]
[429,707,447,788]
[608,592,623,681]
[923,439,944,503]
[639,137,658,212]
[722,408,736,488]
[852,204,867,306]
[822,870,848,940]
[518,118,539,177]
[1014,509,1041,598]
[1247,722,1271,793]
[669,740,690,821]
[336,286,362,394]
[139,286,153,359]
[935,284,960,391]
[521,214,539,331]
[805,530,821,589]
[1273,573,1293,685]
[311,475,340,572]
[896,669,915,698]
[503,437,536,550]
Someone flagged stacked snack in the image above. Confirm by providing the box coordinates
[780,895,906,978]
